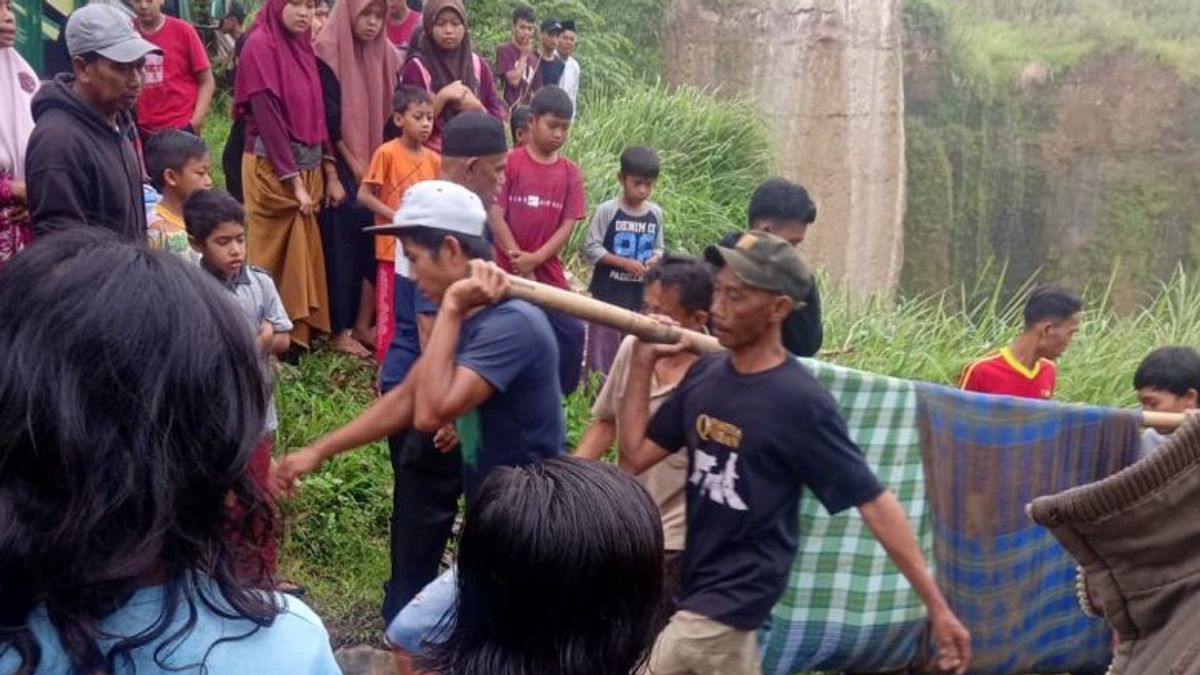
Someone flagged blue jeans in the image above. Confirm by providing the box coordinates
[386,566,457,653]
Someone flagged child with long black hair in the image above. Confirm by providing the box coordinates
[0,230,340,673]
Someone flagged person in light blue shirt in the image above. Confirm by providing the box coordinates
[0,229,341,675]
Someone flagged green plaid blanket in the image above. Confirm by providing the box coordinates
[760,359,930,673]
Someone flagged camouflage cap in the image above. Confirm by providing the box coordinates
[704,231,812,306]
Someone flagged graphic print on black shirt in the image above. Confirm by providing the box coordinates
[645,352,884,630]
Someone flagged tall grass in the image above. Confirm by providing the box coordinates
[277,268,1200,645]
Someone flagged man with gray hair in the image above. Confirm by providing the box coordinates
[26,3,159,240]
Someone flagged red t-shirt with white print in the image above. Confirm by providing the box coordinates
[137,16,210,133]
[495,146,586,289]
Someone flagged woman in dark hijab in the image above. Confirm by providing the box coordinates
[399,0,504,151]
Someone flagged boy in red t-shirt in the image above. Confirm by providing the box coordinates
[959,285,1083,400]
[385,0,420,60]
[132,0,214,136]
[489,85,585,289]
[490,86,586,394]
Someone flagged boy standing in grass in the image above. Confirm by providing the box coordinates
[359,86,442,363]
[583,146,665,374]
[536,19,565,87]
[490,86,584,287]
[185,188,292,578]
[557,20,580,110]
[959,285,1082,400]
[489,86,586,392]
[1134,346,1200,455]
[494,5,539,107]
[146,129,212,263]
[619,232,971,675]
[132,0,214,135]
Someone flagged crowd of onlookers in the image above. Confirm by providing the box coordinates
[4,0,1200,673]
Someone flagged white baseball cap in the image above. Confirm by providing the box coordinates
[363,180,487,237]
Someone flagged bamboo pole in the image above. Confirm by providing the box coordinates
[505,275,722,353]
[504,275,1191,430]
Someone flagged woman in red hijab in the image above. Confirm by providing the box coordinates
[235,0,344,350]
[400,0,505,151]
[314,0,398,358]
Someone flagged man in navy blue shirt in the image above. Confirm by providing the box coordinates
[371,111,510,623]
[275,181,564,632]
[618,232,972,675]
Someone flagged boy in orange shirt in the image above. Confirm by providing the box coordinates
[358,86,441,362]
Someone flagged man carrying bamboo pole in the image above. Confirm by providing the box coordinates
[618,231,972,675]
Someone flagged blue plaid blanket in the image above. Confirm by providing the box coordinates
[915,382,1141,674]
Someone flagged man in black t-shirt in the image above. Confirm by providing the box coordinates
[718,177,823,357]
[618,232,971,675]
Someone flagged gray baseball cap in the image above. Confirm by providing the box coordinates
[66,4,161,63]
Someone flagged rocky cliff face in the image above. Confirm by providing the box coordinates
[667,0,1200,307]
[664,0,907,301]
[903,4,1200,309]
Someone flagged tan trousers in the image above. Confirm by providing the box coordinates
[640,610,762,675]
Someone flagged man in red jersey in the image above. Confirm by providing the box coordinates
[959,285,1083,400]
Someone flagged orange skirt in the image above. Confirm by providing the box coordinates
[242,154,331,348]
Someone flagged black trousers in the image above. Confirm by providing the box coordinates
[317,166,375,334]
[380,429,462,624]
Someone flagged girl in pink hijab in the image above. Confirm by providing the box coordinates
[0,0,36,270]
[313,0,399,357]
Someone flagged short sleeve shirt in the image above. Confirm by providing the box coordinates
[362,139,441,262]
[219,264,292,432]
[494,41,540,106]
[958,347,1056,400]
[148,203,201,266]
[378,275,438,393]
[137,16,211,132]
[586,199,665,310]
[455,299,565,499]
[495,146,586,289]
[593,336,689,551]
[646,353,885,630]
[386,10,421,60]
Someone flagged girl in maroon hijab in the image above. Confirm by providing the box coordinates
[235,0,344,349]
[400,0,504,151]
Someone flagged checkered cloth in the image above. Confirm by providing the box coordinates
[761,359,931,673]
[915,383,1142,674]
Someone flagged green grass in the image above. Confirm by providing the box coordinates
[276,268,1200,645]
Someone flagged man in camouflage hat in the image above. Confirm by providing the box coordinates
[617,231,972,675]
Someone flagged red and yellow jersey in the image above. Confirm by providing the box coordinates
[958,347,1057,400]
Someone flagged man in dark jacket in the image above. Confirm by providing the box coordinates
[719,178,823,357]
[26,3,159,241]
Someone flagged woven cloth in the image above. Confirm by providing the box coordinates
[915,382,1141,674]
[761,359,931,673]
